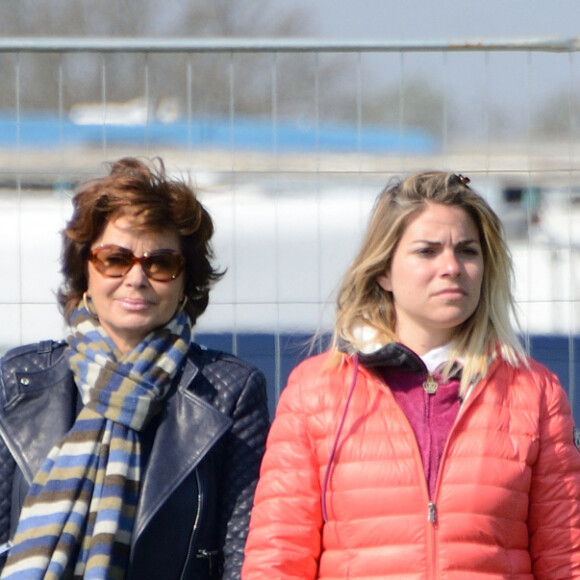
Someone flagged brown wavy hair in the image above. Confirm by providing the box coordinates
[58,156,223,325]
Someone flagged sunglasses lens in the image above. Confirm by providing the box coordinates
[143,252,184,281]
[89,246,184,281]
[91,247,134,277]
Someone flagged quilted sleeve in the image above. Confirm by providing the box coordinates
[528,368,580,579]
[242,363,323,580]
[0,390,17,574]
[215,365,270,580]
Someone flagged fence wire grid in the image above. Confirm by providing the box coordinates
[0,37,579,415]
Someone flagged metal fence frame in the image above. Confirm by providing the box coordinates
[1,36,580,53]
[1,36,580,413]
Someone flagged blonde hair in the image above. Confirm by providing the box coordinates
[332,171,527,392]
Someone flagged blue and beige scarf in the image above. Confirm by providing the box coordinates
[1,302,191,580]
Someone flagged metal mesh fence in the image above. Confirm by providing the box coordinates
[1,37,579,413]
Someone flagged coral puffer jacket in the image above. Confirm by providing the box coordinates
[242,349,580,579]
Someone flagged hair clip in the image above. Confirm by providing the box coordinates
[456,174,470,185]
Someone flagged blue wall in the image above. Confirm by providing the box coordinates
[0,113,435,154]
[196,332,580,423]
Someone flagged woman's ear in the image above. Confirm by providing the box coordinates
[377,274,392,292]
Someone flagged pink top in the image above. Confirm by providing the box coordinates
[381,366,461,499]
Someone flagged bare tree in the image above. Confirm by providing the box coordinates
[533,88,580,138]
[0,0,350,123]
[359,77,451,135]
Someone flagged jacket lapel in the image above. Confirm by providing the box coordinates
[133,357,233,539]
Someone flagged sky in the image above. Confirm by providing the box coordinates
[290,0,580,136]
[294,0,580,39]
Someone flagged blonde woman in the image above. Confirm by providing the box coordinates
[242,171,580,579]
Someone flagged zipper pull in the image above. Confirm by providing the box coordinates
[427,501,437,524]
[196,549,219,576]
[423,373,438,394]
[0,540,12,556]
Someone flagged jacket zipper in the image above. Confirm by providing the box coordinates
[179,469,203,580]
[425,383,438,579]
[422,373,438,394]
[374,367,477,579]
[426,500,437,579]
[0,541,13,557]
[427,501,437,523]
[426,375,487,578]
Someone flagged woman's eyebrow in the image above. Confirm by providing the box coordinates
[409,238,481,246]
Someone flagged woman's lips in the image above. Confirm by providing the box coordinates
[434,287,466,298]
[116,297,154,311]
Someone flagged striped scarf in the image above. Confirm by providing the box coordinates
[1,303,191,580]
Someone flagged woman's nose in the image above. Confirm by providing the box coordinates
[123,262,149,285]
[442,251,461,276]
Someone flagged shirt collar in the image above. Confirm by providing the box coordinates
[420,343,454,373]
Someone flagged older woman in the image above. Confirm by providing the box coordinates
[242,171,580,579]
[0,157,269,580]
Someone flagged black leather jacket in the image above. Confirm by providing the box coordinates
[0,340,269,579]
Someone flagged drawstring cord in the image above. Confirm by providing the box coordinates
[321,353,359,523]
